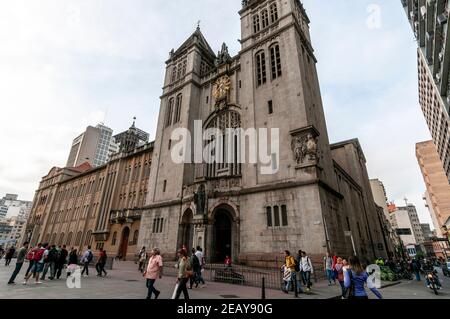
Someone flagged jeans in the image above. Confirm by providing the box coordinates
[302,271,312,289]
[175,278,190,299]
[56,263,64,279]
[81,262,90,276]
[8,262,24,283]
[339,281,347,298]
[5,258,12,266]
[285,272,303,293]
[146,279,160,299]
[41,262,56,279]
[25,260,35,277]
[414,271,421,281]
[190,269,205,287]
[326,269,335,283]
[96,263,107,276]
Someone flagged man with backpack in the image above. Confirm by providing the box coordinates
[80,246,93,276]
[41,245,59,280]
[283,250,302,294]
[300,251,314,292]
[23,243,47,285]
[55,245,68,279]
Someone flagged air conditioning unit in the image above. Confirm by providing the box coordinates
[437,13,448,25]
[421,6,427,18]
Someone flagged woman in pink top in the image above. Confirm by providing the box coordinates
[143,248,163,299]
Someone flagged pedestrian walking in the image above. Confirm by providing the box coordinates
[194,246,206,288]
[24,243,39,278]
[95,249,108,277]
[282,250,301,294]
[55,245,68,279]
[4,247,15,266]
[41,245,58,280]
[334,257,346,298]
[80,246,93,276]
[174,249,191,299]
[189,248,201,289]
[344,256,382,300]
[7,242,29,285]
[324,252,335,286]
[143,248,163,299]
[67,249,79,278]
[0,247,4,261]
[411,258,422,281]
[138,246,147,273]
[300,251,314,291]
[23,243,47,285]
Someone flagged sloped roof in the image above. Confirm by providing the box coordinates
[172,27,216,60]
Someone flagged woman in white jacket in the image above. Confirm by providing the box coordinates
[300,251,314,291]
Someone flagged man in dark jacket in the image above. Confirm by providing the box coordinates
[411,258,422,281]
[4,247,15,266]
[56,245,68,280]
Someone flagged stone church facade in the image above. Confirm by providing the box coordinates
[140,0,390,266]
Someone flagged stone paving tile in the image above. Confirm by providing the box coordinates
[0,260,342,299]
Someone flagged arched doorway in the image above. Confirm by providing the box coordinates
[178,209,194,250]
[213,209,233,263]
[118,227,130,261]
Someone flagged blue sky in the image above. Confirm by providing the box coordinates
[0,0,433,225]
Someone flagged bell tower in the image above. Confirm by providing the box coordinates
[238,0,336,187]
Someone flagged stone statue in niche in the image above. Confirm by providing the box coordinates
[194,184,206,215]
[291,133,319,165]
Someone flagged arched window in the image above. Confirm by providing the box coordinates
[253,14,260,33]
[165,98,174,127]
[85,231,92,246]
[255,51,267,86]
[51,233,57,245]
[66,232,73,246]
[59,233,65,246]
[132,230,139,246]
[270,3,278,23]
[112,231,117,246]
[261,9,269,28]
[174,94,182,123]
[270,44,282,79]
[75,231,82,247]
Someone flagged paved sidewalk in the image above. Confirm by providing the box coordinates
[0,259,344,299]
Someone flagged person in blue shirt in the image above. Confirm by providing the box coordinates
[344,256,382,300]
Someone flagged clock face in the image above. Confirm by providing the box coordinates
[212,76,231,100]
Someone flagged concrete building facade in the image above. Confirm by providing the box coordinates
[25,124,153,261]
[401,0,450,181]
[416,140,450,237]
[140,0,389,266]
[66,124,115,168]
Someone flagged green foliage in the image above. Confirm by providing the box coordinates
[380,266,398,282]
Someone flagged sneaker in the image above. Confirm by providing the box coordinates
[22,281,27,285]
[36,281,43,284]
[7,282,15,285]
[202,284,207,288]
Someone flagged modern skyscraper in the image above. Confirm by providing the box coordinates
[416,140,450,236]
[401,1,450,182]
[66,124,114,168]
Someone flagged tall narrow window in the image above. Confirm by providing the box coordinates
[268,100,273,114]
[253,14,260,33]
[175,94,182,123]
[270,3,278,23]
[274,206,280,226]
[281,205,288,226]
[261,9,269,28]
[266,207,273,227]
[255,51,267,86]
[270,44,282,79]
[163,180,167,192]
[159,218,164,233]
[171,65,177,82]
[111,232,117,246]
[165,98,174,127]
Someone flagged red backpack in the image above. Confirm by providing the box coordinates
[26,249,34,261]
[33,248,45,262]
